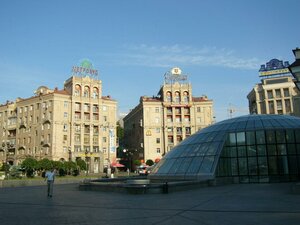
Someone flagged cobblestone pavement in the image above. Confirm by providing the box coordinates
[0,182,300,225]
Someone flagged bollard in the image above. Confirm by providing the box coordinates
[163,182,168,194]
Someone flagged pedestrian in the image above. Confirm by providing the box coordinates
[45,168,55,197]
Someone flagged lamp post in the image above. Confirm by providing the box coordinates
[85,149,89,176]
[68,147,72,162]
[123,149,134,172]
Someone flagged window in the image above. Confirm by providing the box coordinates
[64,112,68,118]
[174,92,180,103]
[64,101,68,108]
[197,117,201,123]
[156,138,160,144]
[63,135,67,142]
[285,99,291,113]
[63,124,68,131]
[267,90,273,99]
[155,117,160,123]
[157,148,161,153]
[283,88,290,97]
[103,137,107,143]
[75,134,81,143]
[166,92,172,102]
[268,101,275,114]
[75,125,81,132]
[156,128,160,133]
[275,89,281,98]
[103,106,107,111]
[197,107,201,113]
[155,107,159,113]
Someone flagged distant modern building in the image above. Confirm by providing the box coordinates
[123,67,214,163]
[247,59,300,116]
[289,48,300,117]
[150,114,300,183]
[0,60,117,173]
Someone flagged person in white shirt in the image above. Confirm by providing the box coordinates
[45,168,55,197]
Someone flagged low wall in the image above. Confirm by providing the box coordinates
[0,178,84,188]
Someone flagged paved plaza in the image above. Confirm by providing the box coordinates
[0,182,300,225]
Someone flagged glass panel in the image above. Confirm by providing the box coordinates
[278,156,289,175]
[246,131,255,145]
[206,142,220,155]
[236,132,246,145]
[267,145,277,156]
[258,157,268,175]
[168,158,183,174]
[238,158,248,175]
[257,145,267,156]
[287,144,296,155]
[286,130,295,143]
[226,133,236,146]
[297,144,300,155]
[277,144,287,155]
[295,130,300,143]
[276,130,286,143]
[248,157,258,175]
[247,145,257,157]
[176,157,193,174]
[266,130,276,144]
[237,146,247,157]
[268,156,278,175]
[199,156,215,173]
[222,146,237,157]
[256,131,265,144]
[186,157,203,174]
[157,158,176,174]
[231,158,238,175]
[198,143,209,156]
[288,156,298,174]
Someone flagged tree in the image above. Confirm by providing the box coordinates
[76,158,86,171]
[146,159,154,166]
[21,157,38,178]
[37,158,53,171]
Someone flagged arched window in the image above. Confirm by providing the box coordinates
[93,87,99,99]
[175,91,180,103]
[74,84,81,96]
[183,91,189,103]
[84,86,90,98]
[166,92,172,102]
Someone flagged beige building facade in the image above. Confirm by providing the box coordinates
[0,68,117,173]
[247,59,299,116]
[124,68,214,163]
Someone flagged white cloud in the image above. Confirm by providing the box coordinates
[107,44,260,70]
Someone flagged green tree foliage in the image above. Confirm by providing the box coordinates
[21,157,38,178]
[146,159,154,166]
[76,158,87,171]
[37,158,53,171]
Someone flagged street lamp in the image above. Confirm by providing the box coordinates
[68,147,72,162]
[85,149,89,176]
[123,149,133,172]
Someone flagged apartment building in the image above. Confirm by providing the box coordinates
[123,67,214,163]
[0,62,117,173]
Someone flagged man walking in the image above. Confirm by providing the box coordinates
[45,168,55,197]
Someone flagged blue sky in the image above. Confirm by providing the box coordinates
[0,0,299,121]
